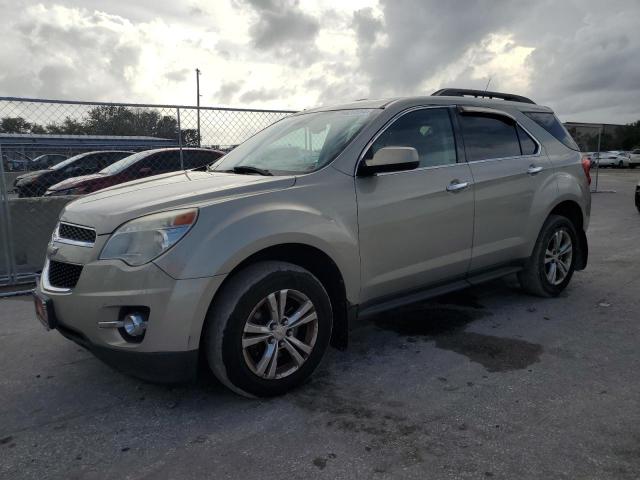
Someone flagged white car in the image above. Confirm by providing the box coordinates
[592,151,629,168]
[629,149,640,168]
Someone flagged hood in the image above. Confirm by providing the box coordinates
[49,173,104,192]
[15,169,48,184]
[61,170,296,234]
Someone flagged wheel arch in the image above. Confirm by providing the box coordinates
[547,200,588,270]
[202,243,352,352]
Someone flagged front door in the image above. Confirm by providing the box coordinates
[356,107,475,303]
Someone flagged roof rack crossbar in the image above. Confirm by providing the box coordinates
[431,88,536,105]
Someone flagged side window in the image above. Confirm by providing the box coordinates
[183,150,221,169]
[517,126,538,155]
[370,108,457,168]
[69,156,98,173]
[151,150,181,173]
[459,115,521,161]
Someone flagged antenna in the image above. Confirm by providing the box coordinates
[484,77,492,93]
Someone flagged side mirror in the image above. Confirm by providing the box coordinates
[360,146,419,176]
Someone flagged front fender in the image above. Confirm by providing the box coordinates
[154,174,360,303]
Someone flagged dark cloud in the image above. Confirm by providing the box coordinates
[345,0,640,122]
[239,87,289,103]
[356,0,524,96]
[2,0,640,122]
[352,8,382,48]
[215,81,244,103]
[238,0,321,66]
[0,9,142,101]
[165,68,191,82]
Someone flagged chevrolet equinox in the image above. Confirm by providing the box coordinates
[34,89,591,397]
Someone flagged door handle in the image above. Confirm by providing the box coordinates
[527,165,543,175]
[446,180,470,192]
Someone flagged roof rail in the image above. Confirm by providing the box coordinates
[431,88,536,105]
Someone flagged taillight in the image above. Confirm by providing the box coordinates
[581,155,591,185]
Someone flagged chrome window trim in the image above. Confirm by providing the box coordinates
[375,161,465,177]
[463,119,542,164]
[355,104,543,174]
[355,105,459,175]
[41,258,72,293]
[54,221,96,248]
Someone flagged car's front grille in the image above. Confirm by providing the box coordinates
[57,223,96,245]
[48,261,83,289]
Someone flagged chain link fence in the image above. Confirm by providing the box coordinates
[564,122,638,193]
[0,97,294,287]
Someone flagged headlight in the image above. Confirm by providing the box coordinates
[99,208,198,266]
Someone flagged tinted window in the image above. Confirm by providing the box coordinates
[149,150,181,173]
[524,112,579,150]
[370,108,457,168]
[517,126,538,155]
[459,115,521,161]
[183,150,223,169]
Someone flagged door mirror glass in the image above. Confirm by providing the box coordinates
[361,146,419,175]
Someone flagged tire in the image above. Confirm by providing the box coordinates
[518,215,578,297]
[618,161,624,168]
[204,261,332,397]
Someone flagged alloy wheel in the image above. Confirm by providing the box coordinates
[544,229,573,285]
[242,289,318,380]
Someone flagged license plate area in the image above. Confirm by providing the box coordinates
[33,291,57,330]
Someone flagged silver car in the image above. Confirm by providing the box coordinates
[34,88,591,397]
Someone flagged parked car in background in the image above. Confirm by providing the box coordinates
[35,89,591,397]
[629,149,640,168]
[28,154,68,170]
[592,151,629,168]
[45,148,225,196]
[13,151,133,197]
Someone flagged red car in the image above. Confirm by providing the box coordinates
[45,148,225,196]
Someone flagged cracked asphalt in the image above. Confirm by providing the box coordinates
[1,170,639,479]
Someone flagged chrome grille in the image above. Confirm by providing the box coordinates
[57,222,96,246]
[48,261,83,289]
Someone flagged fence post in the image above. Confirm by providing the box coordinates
[594,125,602,193]
[0,143,16,285]
[176,107,185,170]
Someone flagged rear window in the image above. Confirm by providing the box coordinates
[524,112,579,151]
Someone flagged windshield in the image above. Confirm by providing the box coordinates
[50,152,90,170]
[99,151,149,175]
[212,109,376,175]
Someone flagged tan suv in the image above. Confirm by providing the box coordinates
[34,89,591,397]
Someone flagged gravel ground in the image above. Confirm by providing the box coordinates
[1,170,639,480]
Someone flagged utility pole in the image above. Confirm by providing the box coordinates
[196,68,201,147]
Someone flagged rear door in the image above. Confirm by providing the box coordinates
[457,107,552,272]
[356,106,475,302]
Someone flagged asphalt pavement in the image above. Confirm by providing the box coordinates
[1,170,639,479]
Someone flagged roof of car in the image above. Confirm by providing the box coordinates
[301,95,554,114]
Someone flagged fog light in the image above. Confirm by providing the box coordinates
[123,313,147,337]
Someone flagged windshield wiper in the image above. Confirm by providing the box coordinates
[225,165,273,176]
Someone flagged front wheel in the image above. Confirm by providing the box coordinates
[204,261,332,397]
[518,215,578,297]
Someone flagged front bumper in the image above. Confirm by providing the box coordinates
[37,255,225,383]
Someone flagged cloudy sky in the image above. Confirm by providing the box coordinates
[1,0,639,123]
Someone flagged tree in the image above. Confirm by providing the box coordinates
[180,129,200,146]
[0,117,36,133]
[0,107,193,143]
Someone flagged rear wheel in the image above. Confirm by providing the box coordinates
[518,215,578,297]
[204,261,332,397]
